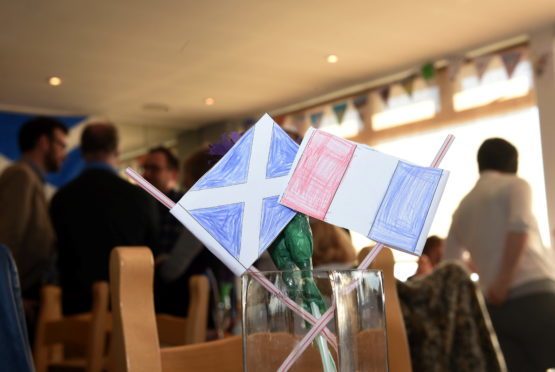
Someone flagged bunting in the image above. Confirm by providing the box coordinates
[293,113,306,129]
[378,86,391,106]
[474,54,493,80]
[447,55,465,82]
[421,62,436,82]
[332,103,348,124]
[353,95,368,121]
[533,51,552,77]
[309,112,324,128]
[400,74,416,97]
[501,50,522,79]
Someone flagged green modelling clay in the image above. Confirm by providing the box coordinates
[268,213,326,315]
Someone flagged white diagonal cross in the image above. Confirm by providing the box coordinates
[178,119,290,268]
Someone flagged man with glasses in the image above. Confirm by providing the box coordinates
[142,147,192,315]
[0,116,68,310]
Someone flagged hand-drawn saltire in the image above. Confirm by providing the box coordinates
[170,114,299,275]
[280,128,449,256]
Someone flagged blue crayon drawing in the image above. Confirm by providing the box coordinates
[259,196,297,253]
[266,124,299,179]
[192,128,254,190]
[189,202,244,258]
[368,161,442,252]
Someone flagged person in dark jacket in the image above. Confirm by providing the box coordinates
[50,122,159,315]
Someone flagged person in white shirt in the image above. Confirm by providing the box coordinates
[445,138,555,372]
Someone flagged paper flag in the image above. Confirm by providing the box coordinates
[501,50,522,79]
[280,128,449,256]
[378,86,391,106]
[332,103,348,124]
[447,55,465,82]
[170,114,298,275]
[474,54,493,80]
[353,94,368,122]
[400,74,416,96]
[309,112,324,128]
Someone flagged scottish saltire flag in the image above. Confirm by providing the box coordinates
[0,111,87,194]
[170,114,299,275]
[280,128,449,256]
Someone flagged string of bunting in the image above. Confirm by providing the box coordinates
[266,46,531,132]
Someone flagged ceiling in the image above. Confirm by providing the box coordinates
[2,0,555,130]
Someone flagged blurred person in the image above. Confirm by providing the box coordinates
[411,235,444,278]
[50,122,159,315]
[0,116,67,302]
[311,219,356,269]
[142,146,183,256]
[445,138,555,371]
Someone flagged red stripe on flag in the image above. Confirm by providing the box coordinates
[281,130,355,219]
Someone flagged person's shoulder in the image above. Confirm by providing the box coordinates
[0,162,39,189]
[504,174,531,196]
[1,162,34,179]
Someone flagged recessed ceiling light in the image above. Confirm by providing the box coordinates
[204,97,215,106]
[48,76,62,86]
[326,55,338,64]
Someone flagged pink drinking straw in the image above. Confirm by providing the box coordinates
[124,167,338,351]
[278,134,455,372]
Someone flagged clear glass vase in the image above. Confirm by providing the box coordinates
[242,269,388,371]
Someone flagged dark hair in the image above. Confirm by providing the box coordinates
[477,138,518,173]
[422,235,442,256]
[80,123,118,155]
[148,146,179,171]
[183,146,218,186]
[18,116,68,153]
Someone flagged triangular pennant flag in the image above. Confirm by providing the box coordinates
[189,202,245,258]
[309,112,324,128]
[192,129,254,190]
[353,95,368,109]
[533,52,551,77]
[378,86,391,106]
[421,63,436,82]
[400,75,416,97]
[447,55,465,82]
[293,113,305,127]
[501,50,522,79]
[332,103,348,124]
[353,95,368,120]
[259,196,296,253]
[474,54,493,80]
[266,123,299,178]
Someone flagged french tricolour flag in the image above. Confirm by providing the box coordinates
[280,128,449,256]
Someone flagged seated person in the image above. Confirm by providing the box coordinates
[311,219,356,269]
[411,235,444,279]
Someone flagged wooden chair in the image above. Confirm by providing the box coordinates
[33,282,109,372]
[156,274,210,346]
[109,246,242,372]
[359,246,412,372]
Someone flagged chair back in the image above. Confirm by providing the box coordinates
[156,275,210,345]
[366,246,412,372]
[0,244,34,372]
[110,246,243,372]
[34,281,109,372]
